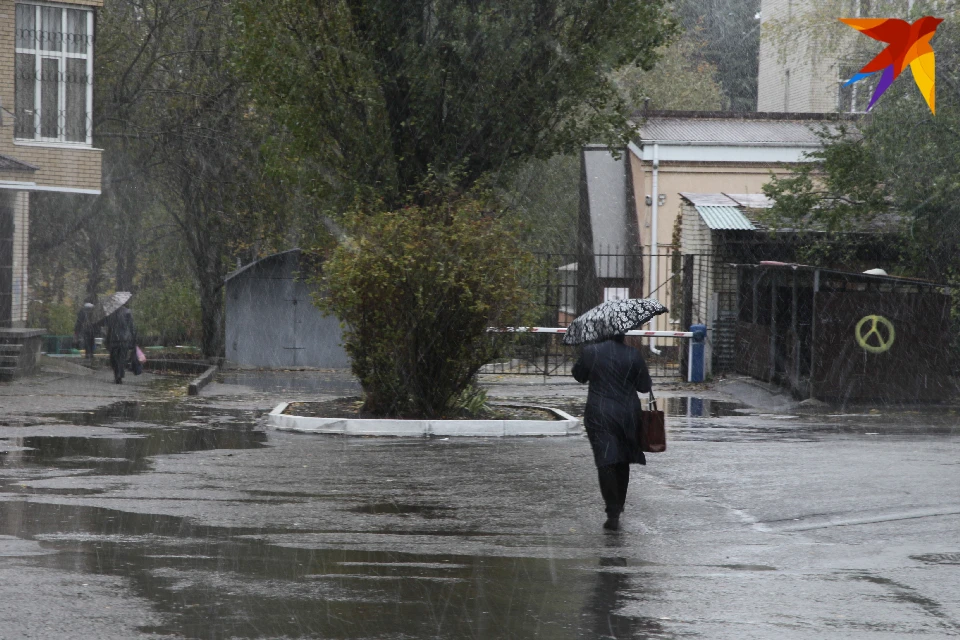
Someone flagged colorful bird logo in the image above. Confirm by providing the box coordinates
[840,16,942,114]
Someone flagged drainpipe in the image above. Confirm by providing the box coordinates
[650,144,662,355]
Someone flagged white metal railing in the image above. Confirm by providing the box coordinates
[487,327,693,338]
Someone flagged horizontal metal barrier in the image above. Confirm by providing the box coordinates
[482,329,690,378]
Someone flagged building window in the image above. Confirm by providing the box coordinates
[603,287,630,302]
[15,3,93,145]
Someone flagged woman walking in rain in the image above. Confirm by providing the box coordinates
[105,302,137,384]
[73,302,101,361]
[572,334,652,531]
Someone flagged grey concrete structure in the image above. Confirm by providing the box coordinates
[224,249,350,369]
[577,146,643,313]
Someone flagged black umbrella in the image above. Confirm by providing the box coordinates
[562,298,668,346]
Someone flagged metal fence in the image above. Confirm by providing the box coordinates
[482,252,715,378]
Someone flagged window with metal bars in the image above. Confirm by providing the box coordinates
[15,2,93,145]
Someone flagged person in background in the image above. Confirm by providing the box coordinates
[73,302,100,361]
[105,303,137,384]
[572,334,652,531]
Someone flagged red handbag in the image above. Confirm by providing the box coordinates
[640,392,666,453]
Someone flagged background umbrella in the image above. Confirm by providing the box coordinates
[90,291,132,324]
[562,298,668,346]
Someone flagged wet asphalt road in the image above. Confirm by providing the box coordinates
[1,372,959,638]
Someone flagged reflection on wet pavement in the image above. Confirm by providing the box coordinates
[2,389,957,638]
[0,400,269,477]
[664,396,746,418]
[0,498,669,639]
[0,397,665,639]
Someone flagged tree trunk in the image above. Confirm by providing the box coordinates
[115,213,139,292]
[190,229,225,359]
[198,273,224,358]
[84,232,106,303]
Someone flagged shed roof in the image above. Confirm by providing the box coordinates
[726,193,774,209]
[736,262,949,291]
[696,205,756,231]
[634,111,857,147]
[224,248,301,283]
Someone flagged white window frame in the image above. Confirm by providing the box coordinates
[603,287,630,302]
[14,2,93,146]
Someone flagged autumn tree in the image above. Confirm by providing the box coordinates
[236,0,677,207]
[235,0,677,414]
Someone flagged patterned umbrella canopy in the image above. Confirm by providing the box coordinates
[562,298,668,346]
[90,291,132,324]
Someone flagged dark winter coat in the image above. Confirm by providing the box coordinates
[74,307,99,338]
[572,339,652,468]
[105,307,137,348]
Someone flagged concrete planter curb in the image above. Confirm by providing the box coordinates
[268,403,582,437]
[187,365,219,396]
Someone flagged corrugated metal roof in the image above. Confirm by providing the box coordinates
[638,117,845,146]
[680,192,737,206]
[695,205,756,231]
[725,193,773,209]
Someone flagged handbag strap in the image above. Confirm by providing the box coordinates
[647,390,658,412]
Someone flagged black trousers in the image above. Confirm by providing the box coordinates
[82,334,96,359]
[109,346,130,382]
[597,462,630,517]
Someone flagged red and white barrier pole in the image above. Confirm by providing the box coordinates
[487,327,694,338]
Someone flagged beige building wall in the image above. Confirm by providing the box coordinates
[629,153,793,253]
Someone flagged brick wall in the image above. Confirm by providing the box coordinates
[0,0,103,192]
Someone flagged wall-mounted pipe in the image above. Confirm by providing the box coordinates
[650,144,662,355]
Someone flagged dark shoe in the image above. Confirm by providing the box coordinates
[115,377,123,384]
[603,516,620,531]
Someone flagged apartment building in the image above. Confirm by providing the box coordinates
[0,0,102,329]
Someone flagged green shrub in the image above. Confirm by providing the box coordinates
[47,303,75,335]
[320,193,534,418]
[28,301,75,335]
[133,279,202,346]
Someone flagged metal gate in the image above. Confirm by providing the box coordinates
[483,252,714,378]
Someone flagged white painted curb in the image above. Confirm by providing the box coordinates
[267,402,582,437]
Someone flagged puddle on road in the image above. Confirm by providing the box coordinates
[2,428,267,476]
[0,500,668,640]
[1,398,672,638]
[664,396,747,418]
[2,400,268,477]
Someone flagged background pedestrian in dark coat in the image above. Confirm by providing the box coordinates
[105,304,137,384]
[572,335,652,530]
[73,302,100,361]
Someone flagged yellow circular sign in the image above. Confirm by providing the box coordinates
[855,315,895,354]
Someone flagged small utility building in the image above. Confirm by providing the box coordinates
[735,263,952,402]
[224,249,350,369]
